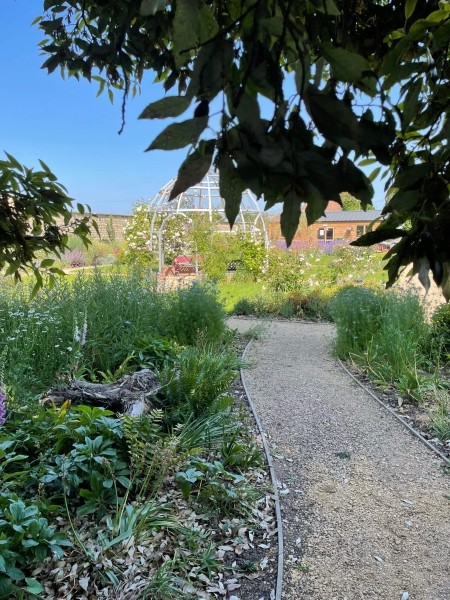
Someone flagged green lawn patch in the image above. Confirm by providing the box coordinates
[218,282,264,312]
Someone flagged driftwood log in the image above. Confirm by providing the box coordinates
[43,369,161,416]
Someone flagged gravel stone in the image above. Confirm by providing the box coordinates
[230,319,450,600]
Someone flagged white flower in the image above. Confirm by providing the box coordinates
[67,347,73,352]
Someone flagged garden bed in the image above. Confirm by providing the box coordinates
[344,361,450,462]
[24,353,278,600]
[0,273,279,599]
[330,285,450,466]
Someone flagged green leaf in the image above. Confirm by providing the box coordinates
[0,576,12,599]
[5,566,24,581]
[260,17,284,36]
[305,88,361,154]
[173,0,200,69]
[304,180,328,225]
[337,156,374,208]
[369,166,381,181]
[4,152,23,171]
[382,62,426,90]
[295,56,311,97]
[280,189,301,247]
[351,228,408,247]
[405,0,418,19]
[199,1,219,43]
[394,163,429,188]
[306,0,340,16]
[320,44,372,89]
[22,539,40,548]
[180,480,192,499]
[384,190,420,213]
[219,153,246,228]
[108,89,114,105]
[116,475,130,488]
[140,0,168,16]
[168,139,215,201]
[401,79,422,133]
[139,96,191,120]
[234,93,265,146]
[145,117,208,151]
[25,578,44,596]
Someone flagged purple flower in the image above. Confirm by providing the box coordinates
[0,387,6,426]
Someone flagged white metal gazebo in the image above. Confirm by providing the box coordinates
[147,169,268,273]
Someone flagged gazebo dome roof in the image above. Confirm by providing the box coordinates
[147,168,262,222]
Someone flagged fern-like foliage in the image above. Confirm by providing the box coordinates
[158,346,245,418]
[121,409,163,482]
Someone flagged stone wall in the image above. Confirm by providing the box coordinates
[56,213,131,241]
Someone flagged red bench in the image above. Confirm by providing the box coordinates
[173,255,202,274]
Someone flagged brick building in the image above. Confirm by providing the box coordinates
[315,209,382,242]
[268,201,382,245]
[55,213,130,241]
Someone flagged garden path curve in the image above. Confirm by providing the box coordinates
[229,318,450,600]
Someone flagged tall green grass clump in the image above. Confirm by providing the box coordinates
[330,286,430,382]
[163,281,227,346]
[0,270,227,397]
[0,268,162,394]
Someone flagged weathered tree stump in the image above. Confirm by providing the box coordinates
[42,369,161,416]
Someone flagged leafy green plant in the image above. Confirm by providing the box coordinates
[175,468,204,500]
[429,391,450,443]
[220,432,263,471]
[431,303,450,359]
[330,287,430,382]
[0,152,95,294]
[0,269,164,394]
[0,495,72,597]
[266,248,310,294]
[232,298,255,316]
[134,334,181,370]
[175,412,235,452]
[296,562,310,573]
[159,346,244,419]
[163,282,227,347]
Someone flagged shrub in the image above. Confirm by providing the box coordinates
[238,232,267,281]
[163,282,227,346]
[266,248,309,293]
[232,298,255,316]
[0,494,72,596]
[201,235,240,282]
[286,290,330,320]
[61,248,86,268]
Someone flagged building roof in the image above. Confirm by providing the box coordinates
[318,210,382,223]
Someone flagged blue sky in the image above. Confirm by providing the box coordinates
[1,0,386,215]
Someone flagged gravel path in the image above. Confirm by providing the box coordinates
[230,319,450,600]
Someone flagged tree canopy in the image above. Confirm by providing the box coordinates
[340,193,375,212]
[36,0,450,296]
[0,154,96,293]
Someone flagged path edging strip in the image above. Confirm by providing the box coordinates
[338,358,450,466]
[241,340,284,600]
